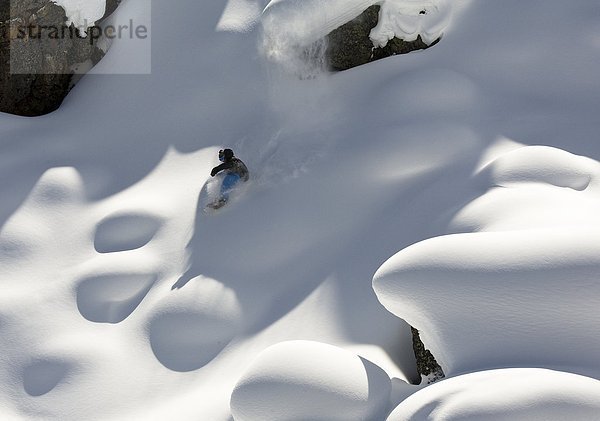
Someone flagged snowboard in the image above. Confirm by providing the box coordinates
[200,174,251,214]
[203,198,228,213]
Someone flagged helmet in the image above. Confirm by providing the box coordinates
[219,148,234,162]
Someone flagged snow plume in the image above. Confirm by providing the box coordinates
[261,33,329,79]
[260,0,337,77]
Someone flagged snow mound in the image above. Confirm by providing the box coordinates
[76,273,157,323]
[388,368,600,420]
[0,150,220,419]
[230,340,392,421]
[147,276,241,372]
[373,145,600,376]
[478,145,597,192]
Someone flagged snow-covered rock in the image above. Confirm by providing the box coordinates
[261,0,451,72]
[146,276,242,372]
[370,0,450,47]
[231,341,392,421]
[262,0,450,48]
[388,368,600,421]
[374,146,600,376]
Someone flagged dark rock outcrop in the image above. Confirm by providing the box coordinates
[326,5,438,72]
[0,0,112,116]
[100,0,120,22]
[411,326,445,384]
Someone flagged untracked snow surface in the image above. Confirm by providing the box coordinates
[1,0,600,420]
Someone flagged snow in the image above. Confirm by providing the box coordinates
[261,0,453,68]
[230,340,391,421]
[1,0,600,420]
[373,145,600,376]
[370,0,452,46]
[374,226,600,376]
[388,368,600,420]
[52,0,106,28]
[89,0,152,74]
[261,0,451,45]
[217,0,266,33]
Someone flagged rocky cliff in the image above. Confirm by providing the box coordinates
[0,0,114,116]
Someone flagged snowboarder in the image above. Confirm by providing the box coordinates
[207,148,249,209]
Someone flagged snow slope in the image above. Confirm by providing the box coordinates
[1,0,600,419]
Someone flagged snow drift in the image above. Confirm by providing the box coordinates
[231,341,392,421]
[388,368,600,420]
[374,146,600,377]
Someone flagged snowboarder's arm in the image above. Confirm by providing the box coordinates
[210,162,233,176]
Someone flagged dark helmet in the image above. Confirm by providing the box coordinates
[219,148,234,162]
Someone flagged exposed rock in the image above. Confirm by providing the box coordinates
[0,0,110,116]
[411,326,445,384]
[100,0,120,22]
[326,5,438,72]
[372,35,437,62]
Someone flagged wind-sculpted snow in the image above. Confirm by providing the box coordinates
[22,359,73,397]
[94,212,163,253]
[147,276,241,372]
[0,150,221,419]
[231,341,392,421]
[388,368,600,420]
[76,273,157,323]
[374,146,600,376]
